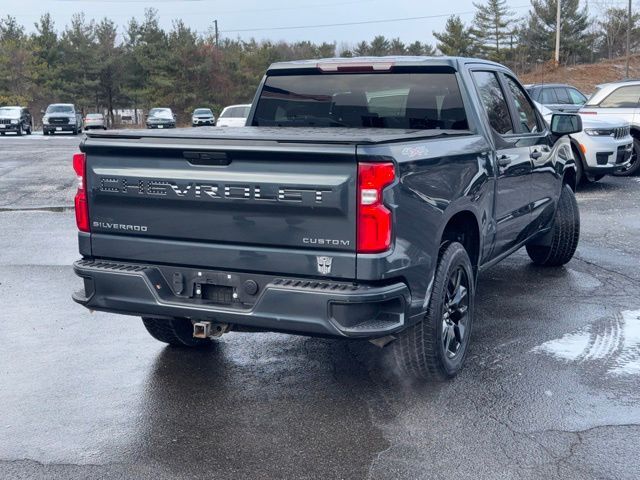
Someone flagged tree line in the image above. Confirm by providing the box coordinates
[432,0,636,72]
[0,0,637,125]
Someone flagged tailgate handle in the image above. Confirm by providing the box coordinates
[183,151,230,166]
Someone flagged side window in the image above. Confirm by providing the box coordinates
[553,88,571,104]
[504,75,540,134]
[540,88,557,104]
[472,71,513,135]
[568,88,586,105]
[599,86,640,108]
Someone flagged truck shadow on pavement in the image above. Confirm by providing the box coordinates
[137,338,390,479]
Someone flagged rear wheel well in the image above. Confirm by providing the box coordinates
[441,211,480,274]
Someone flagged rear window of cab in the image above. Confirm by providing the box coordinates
[252,72,469,130]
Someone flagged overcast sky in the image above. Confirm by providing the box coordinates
[0,0,545,46]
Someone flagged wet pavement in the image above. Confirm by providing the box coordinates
[1,135,639,479]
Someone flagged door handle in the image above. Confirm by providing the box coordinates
[497,155,511,167]
[530,151,542,160]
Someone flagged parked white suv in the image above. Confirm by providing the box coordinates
[216,104,251,127]
[535,101,633,184]
[580,80,640,176]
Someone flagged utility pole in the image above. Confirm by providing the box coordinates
[626,0,631,78]
[214,20,219,49]
[554,0,561,65]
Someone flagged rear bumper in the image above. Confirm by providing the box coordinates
[72,259,410,338]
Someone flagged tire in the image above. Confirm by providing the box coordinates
[613,137,640,176]
[26,125,32,135]
[392,242,474,381]
[571,145,587,185]
[142,317,213,348]
[526,184,580,266]
[16,125,22,136]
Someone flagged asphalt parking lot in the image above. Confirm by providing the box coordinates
[1,134,639,479]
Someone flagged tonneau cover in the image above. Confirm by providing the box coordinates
[85,126,470,145]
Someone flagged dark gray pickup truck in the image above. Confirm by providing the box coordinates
[72,57,582,380]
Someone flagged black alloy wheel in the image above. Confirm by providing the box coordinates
[442,266,470,360]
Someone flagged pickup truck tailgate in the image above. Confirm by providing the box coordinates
[83,136,357,278]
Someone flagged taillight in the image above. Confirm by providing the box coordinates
[73,152,90,232]
[357,162,395,253]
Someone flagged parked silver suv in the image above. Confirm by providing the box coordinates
[580,80,640,176]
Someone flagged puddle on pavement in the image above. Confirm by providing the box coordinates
[532,310,640,376]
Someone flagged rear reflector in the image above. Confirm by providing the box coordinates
[357,162,395,253]
[73,152,90,232]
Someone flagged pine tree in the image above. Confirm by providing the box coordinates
[58,13,99,110]
[389,38,406,55]
[434,15,477,56]
[28,14,60,111]
[353,41,369,56]
[368,36,390,56]
[95,18,122,124]
[470,0,514,61]
[0,16,30,105]
[520,0,590,65]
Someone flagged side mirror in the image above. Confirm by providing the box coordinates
[40,109,45,114]
[551,113,582,136]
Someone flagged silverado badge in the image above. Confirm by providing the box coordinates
[316,256,333,275]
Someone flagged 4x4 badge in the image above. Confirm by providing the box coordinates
[316,256,333,275]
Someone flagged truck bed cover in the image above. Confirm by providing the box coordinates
[85,126,470,146]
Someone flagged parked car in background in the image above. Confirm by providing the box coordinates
[579,79,640,176]
[535,101,633,184]
[43,104,83,135]
[0,106,32,136]
[192,108,216,127]
[146,108,176,129]
[526,83,587,113]
[216,104,251,127]
[84,113,107,131]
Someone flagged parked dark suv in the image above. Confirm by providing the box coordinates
[0,106,32,136]
[146,108,176,129]
[525,83,587,113]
